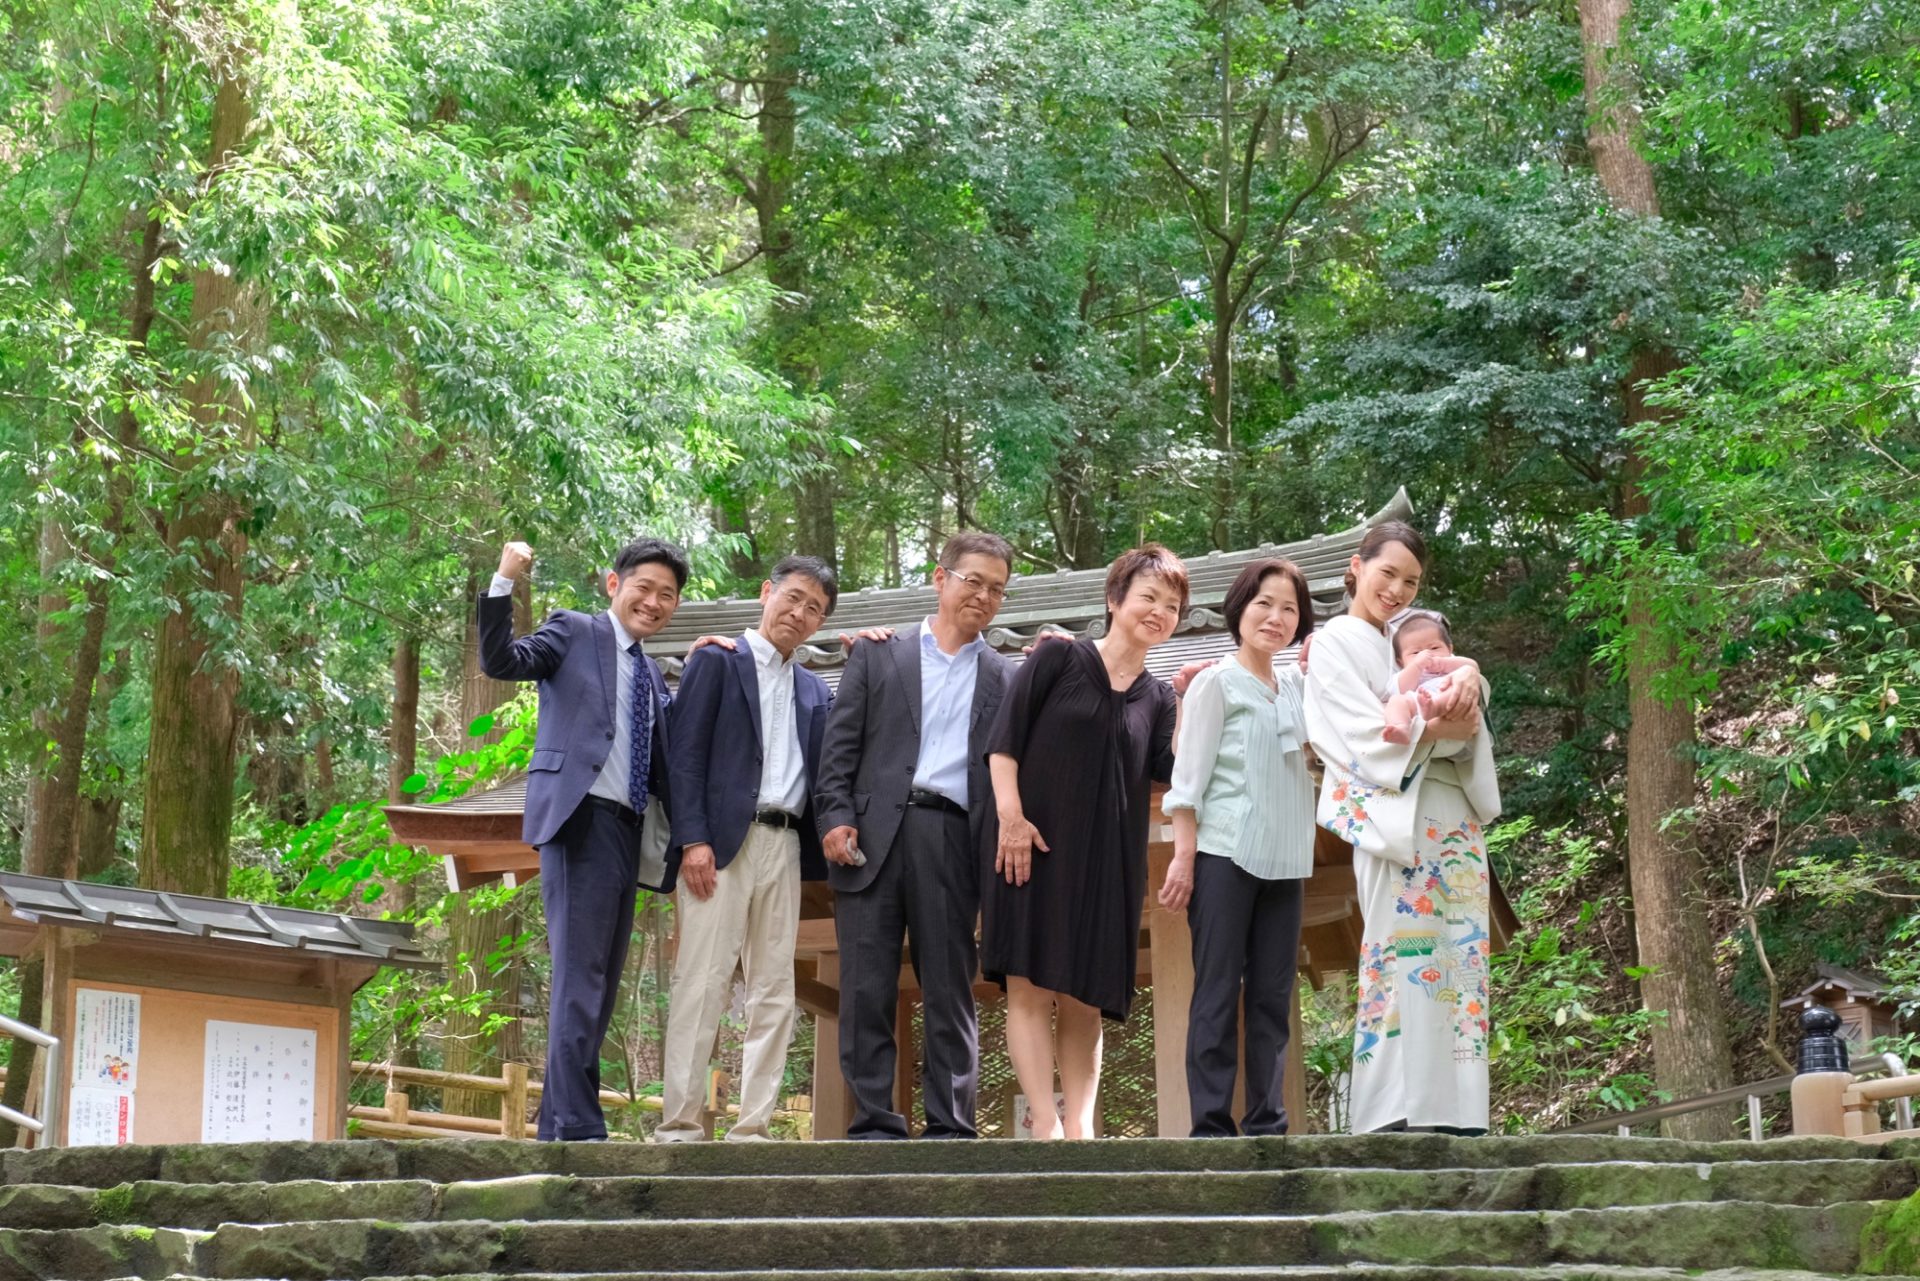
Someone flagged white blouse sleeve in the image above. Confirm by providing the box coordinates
[1304,620,1427,793]
[1163,665,1226,818]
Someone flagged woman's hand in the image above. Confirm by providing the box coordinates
[1157,852,1195,911]
[1424,712,1481,741]
[996,812,1049,885]
[1423,668,1480,721]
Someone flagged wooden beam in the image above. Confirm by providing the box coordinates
[1146,904,1194,1138]
[811,1013,849,1140]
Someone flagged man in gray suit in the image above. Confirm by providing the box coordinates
[815,531,1016,1139]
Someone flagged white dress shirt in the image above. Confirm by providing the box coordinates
[743,628,809,815]
[490,573,649,811]
[911,617,984,807]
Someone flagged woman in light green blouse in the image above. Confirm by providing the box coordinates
[1158,558,1316,1136]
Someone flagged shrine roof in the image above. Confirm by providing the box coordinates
[649,488,1413,683]
[0,873,436,970]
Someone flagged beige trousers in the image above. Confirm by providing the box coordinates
[657,824,802,1141]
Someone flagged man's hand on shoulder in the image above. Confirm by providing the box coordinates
[838,627,896,650]
[498,541,534,581]
[687,634,737,656]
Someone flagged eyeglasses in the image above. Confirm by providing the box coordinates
[942,566,1009,603]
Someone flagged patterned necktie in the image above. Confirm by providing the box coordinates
[629,644,653,814]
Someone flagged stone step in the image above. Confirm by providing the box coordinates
[353,1272,1917,1281]
[101,1271,1920,1281]
[0,1202,1893,1281]
[3,1161,1914,1232]
[8,1134,1916,1191]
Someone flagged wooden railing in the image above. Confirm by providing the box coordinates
[348,1060,811,1141]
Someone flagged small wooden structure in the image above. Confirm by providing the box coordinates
[390,491,1519,1137]
[0,873,433,1146]
[1780,964,1903,1055]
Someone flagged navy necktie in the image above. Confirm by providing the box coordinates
[629,644,653,814]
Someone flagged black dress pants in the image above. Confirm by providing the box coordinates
[1185,852,1304,1138]
[835,804,979,1139]
[535,798,641,1141]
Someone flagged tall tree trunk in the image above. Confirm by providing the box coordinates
[441,578,527,1116]
[753,26,836,567]
[140,55,261,897]
[3,72,164,1143]
[1050,435,1104,569]
[1576,0,1734,1138]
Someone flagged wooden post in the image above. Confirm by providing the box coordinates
[386,1088,411,1128]
[703,1068,727,1140]
[812,1012,849,1140]
[1146,902,1195,1137]
[893,993,916,1128]
[1284,982,1312,1133]
[499,1061,528,1140]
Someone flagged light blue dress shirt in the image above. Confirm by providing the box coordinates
[911,618,984,808]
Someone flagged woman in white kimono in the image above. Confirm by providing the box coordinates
[1304,521,1502,1135]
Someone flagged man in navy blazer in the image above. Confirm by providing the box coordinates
[477,536,685,1141]
[656,555,836,1142]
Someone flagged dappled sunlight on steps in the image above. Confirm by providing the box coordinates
[0,1135,1914,1280]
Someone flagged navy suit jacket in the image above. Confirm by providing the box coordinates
[667,635,831,888]
[475,594,672,879]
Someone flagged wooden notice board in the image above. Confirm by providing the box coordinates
[61,980,340,1146]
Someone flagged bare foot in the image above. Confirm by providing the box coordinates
[1382,723,1410,745]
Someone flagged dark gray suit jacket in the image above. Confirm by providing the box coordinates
[813,623,1010,894]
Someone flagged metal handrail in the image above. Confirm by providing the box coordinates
[0,1013,60,1148]
[1557,1052,1912,1140]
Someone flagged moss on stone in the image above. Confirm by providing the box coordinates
[1860,1188,1920,1275]
[90,1183,134,1227]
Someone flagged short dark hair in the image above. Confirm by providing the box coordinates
[1392,610,1453,663]
[1223,558,1315,647]
[614,537,689,589]
[939,530,1015,574]
[1343,520,1428,597]
[1105,544,1189,622]
[769,554,838,616]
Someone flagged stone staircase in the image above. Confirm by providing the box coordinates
[0,1134,1917,1281]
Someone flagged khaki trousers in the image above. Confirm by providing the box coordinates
[657,824,801,1141]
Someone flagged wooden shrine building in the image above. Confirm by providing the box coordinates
[0,874,433,1146]
[387,490,1518,1137]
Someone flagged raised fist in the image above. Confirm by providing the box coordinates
[497,541,534,581]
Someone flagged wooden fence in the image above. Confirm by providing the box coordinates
[348,1060,811,1141]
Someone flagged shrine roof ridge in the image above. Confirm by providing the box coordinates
[650,488,1412,678]
[0,873,437,970]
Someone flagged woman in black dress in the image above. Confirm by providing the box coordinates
[983,545,1185,1139]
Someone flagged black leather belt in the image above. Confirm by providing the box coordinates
[753,809,801,830]
[907,788,967,817]
[584,794,641,826]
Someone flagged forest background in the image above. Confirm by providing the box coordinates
[1,0,1916,1139]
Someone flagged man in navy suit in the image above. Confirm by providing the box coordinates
[656,555,836,1142]
[477,536,685,1141]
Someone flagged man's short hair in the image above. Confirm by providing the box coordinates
[613,537,689,589]
[939,530,1015,574]
[1222,558,1315,647]
[769,554,838,616]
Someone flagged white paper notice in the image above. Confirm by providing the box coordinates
[67,1087,134,1146]
[72,988,140,1091]
[202,1021,318,1143]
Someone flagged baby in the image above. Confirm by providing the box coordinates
[1382,612,1478,744]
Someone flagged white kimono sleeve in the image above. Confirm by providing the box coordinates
[1304,618,1430,867]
